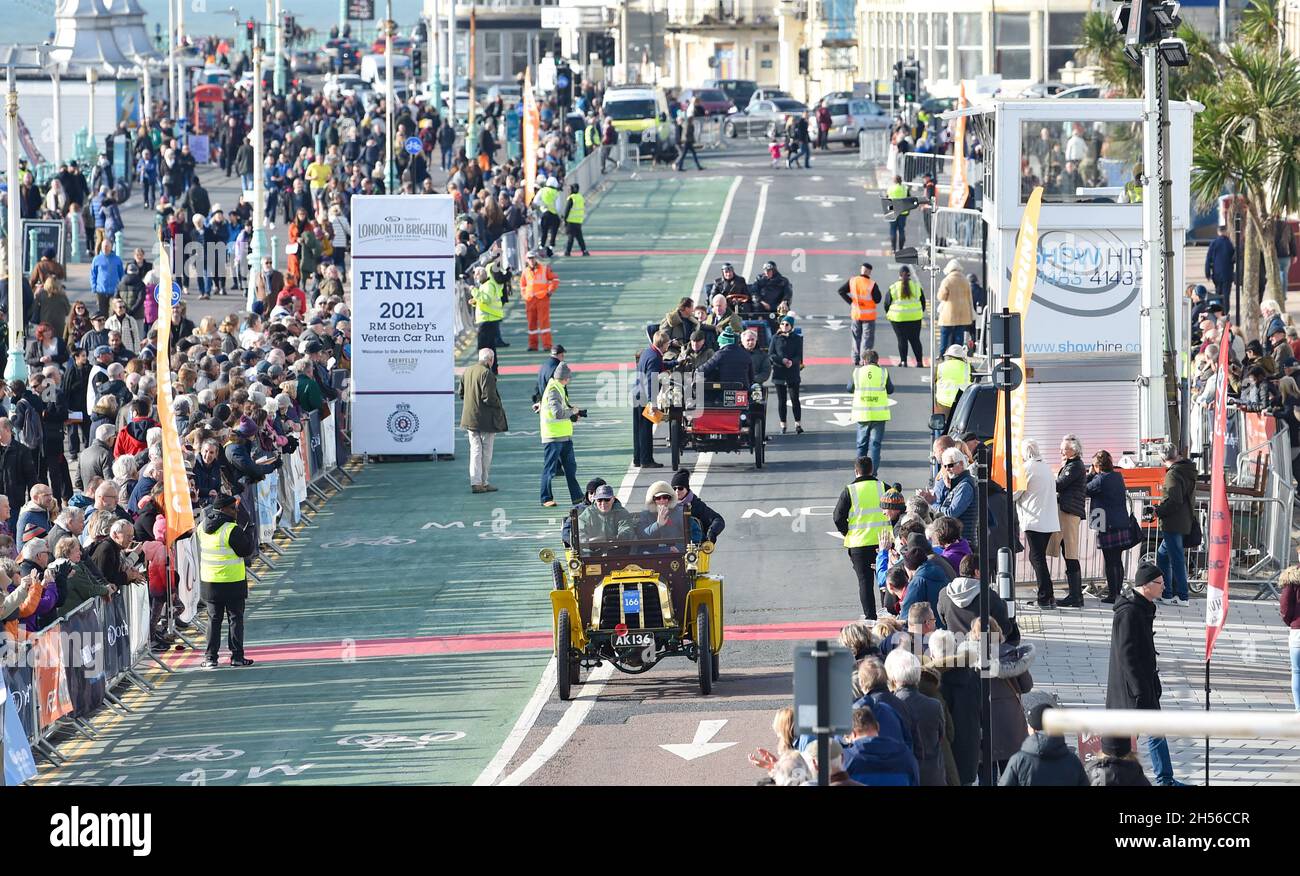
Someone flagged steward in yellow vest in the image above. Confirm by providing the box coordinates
[935,345,972,410]
[197,494,257,668]
[833,456,889,620]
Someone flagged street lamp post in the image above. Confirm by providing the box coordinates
[448,0,457,128]
[252,38,267,279]
[51,62,62,167]
[431,1,441,110]
[274,0,286,95]
[4,46,47,381]
[87,68,98,159]
[139,60,151,126]
[168,0,177,119]
[385,3,395,193]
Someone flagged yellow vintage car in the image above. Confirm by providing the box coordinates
[540,512,724,700]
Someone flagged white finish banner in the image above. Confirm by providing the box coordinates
[349,195,457,454]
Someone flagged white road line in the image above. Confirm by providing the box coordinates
[690,174,744,305]
[497,661,615,786]
[740,182,769,281]
[472,657,557,786]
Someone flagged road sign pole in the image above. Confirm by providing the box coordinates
[815,639,829,787]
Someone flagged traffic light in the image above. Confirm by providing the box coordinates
[246,19,255,47]
[412,46,424,80]
[592,35,615,68]
[798,48,809,75]
[555,58,573,107]
[902,62,920,103]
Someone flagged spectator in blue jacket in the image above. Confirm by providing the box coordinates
[921,447,978,540]
[900,532,953,627]
[633,331,667,468]
[1205,225,1235,306]
[89,239,125,319]
[842,706,920,786]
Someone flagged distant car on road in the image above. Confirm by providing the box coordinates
[722,97,809,139]
[750,87,791,103]
[323,73,366,101]
[1052,84,1103,99]
[824,98,890,145]
[290,50,322,75]
[703,78,758,111]
[677,87,732,116]
[370,35,416,55]
[1017,81,1068,98]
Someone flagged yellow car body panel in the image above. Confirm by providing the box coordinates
[685,575,724,653]
[549,587,586,650]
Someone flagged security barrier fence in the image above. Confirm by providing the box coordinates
[858,129,890,166]
[1009,414,1293,598]
[2,383,355,773]
[930,207,984,257]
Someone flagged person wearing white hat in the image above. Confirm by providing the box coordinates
[934,344,971,412]
[533,175,562,256]
[936,259,974,355]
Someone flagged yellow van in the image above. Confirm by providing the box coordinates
[601,85,671,154]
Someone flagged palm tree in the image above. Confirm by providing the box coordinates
[1075,12,1143,97]
[1190,44,1300,337]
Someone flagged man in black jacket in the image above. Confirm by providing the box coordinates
[751,261,794,314]
[197,495,257,669]
[0,417,37,530]
[671,468,725,544]
[998,702,1089,786]
[1106,563,1185,786]
[699,329,754,386]
[223,419,280,489]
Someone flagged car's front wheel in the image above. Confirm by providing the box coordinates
[696,604,713,695]
[556,609,574,701]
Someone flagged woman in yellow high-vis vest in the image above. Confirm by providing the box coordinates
[883,265,926,367]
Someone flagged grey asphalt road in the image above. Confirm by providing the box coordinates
[495,142,943,786]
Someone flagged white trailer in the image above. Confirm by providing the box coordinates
[943,98,1198,460]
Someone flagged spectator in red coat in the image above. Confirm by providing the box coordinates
[113,397,159,458]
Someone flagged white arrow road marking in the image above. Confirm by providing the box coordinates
[827,412,856,427]
[822,274,841,283]
[659,719,739,761]
[824,318,847,331]
[809,175,824,181]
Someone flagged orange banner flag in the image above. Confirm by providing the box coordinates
[155,246,196,546]
[991,187,1043,493]
[523,68,539,206]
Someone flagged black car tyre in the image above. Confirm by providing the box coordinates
[696,604,713,695]
[551,559,566,590]
[753,416,765,469]
[556,609,573,701]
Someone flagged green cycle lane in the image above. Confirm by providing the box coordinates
[37,175,736,787]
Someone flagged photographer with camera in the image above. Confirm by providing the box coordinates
[539,362,586,508]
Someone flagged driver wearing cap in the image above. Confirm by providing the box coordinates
[712,262,749,309]
[751,260,794,315]
[577,483,635,546]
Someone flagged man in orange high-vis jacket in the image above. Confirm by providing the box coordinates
[521,250,560,352]
[837,261,882,367]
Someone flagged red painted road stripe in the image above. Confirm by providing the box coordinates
[586,248,889,257]
[484,356,924,376]
[175,621,857,667]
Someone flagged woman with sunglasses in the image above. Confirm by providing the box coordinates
[636,481,702,553]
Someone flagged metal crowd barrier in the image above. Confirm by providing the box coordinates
[931,207,984,257]
[1010,426,1294,598]
[858,129,890,166]
[3,583,157,768]
[901,152,953,184]
[695,116,725,150]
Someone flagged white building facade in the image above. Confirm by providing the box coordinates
[855,0,1093,97]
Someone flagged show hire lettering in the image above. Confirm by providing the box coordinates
[356,269,448,291]
[49,807,152,857]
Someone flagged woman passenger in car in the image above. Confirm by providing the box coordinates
[637,481,702,552]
